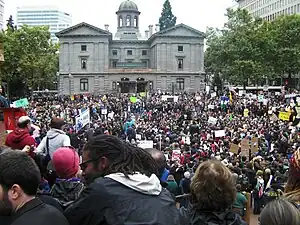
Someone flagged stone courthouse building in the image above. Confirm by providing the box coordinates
[56,0,205,95]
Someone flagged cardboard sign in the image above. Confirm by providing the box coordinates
[0,131,7,147]
[241,138,250,150]
[279,111,291,121]
[230,143,239,154]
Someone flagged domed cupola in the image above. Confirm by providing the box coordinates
[115,0,142,40]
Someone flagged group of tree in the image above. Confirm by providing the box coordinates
[205,9,300,89]
[0,16,59,97]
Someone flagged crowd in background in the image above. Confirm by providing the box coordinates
[0,90,299,225]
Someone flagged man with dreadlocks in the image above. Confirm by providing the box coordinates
[64,135,182,225]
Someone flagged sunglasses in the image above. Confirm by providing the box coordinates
[80,155,102,170]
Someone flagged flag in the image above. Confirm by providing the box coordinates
[229,91,233,103]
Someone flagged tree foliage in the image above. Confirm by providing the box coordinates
[0,18,58,97]
[205,9,300,88]
[159,0,177,31]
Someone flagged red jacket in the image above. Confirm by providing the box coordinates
[5,128,36,154]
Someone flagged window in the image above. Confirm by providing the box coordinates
[142,50,147,56]
[126,15,131,26]
[127,50,133,56]
[178,45,184,52]
[112,50,118,56]
[112,61,117,68]
[176,78,184,90]
[177,58,183,70]
[81,58,87,69]
[134,16,138,27]
[80,78,88,91]
[81,45,87,51]
[119,16,123,27]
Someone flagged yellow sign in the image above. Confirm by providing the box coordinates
[279,111,291,121]
[243,108,249,117]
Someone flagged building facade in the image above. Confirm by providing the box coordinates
[0,0,4,30]
[56,0,205,95]
[16,6,72,42]
[237,0,300,20]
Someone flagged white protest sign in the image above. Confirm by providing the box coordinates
[208,117,218,125]
[215,130,226,137]
[138,140,153,149]
[101,108,107,115]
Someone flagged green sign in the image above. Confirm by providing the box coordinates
[130,96,137,103]
[14,98,29,108]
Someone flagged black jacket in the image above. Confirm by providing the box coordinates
[65,176,183,225]
[10,197,69,225]
[180,206,248,225]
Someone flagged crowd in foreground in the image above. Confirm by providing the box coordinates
[0,90,299,225]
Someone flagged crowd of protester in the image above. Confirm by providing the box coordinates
[0,90,300,225]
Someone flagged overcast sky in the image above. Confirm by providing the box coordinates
[4,0,236,34]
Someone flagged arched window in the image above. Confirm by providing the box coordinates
[119,16,123,27]
[80,78,89,92]
[126,15,131,26]
[134,16,138,27]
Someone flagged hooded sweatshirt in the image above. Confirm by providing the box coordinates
[5,128,36,151]
[65,172,183,225]
[36,129,71,158]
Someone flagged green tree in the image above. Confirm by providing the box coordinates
[0,24,59,97]
[159,0,177,31]
[205,8,273,88]
[268,14,300,88]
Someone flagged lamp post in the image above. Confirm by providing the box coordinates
[56,72,60,92]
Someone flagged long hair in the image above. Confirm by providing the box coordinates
[190,160,236,212]
[83,135,158,177]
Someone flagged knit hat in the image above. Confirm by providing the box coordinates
[184,171,191,179]
[289,149,300,180]
[52,147,80,179]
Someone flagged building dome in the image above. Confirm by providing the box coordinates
[118,0,139,12]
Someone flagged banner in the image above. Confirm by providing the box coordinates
[13,98,29,108]
[278,111,291,121]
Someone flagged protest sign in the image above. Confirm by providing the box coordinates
[208,117,218,125]
[130,96,137,103]
[278,111,291,121]
[230,143,239,154]
[215,130,225,137]
[14,98,29,108]
[138,140,153,149]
